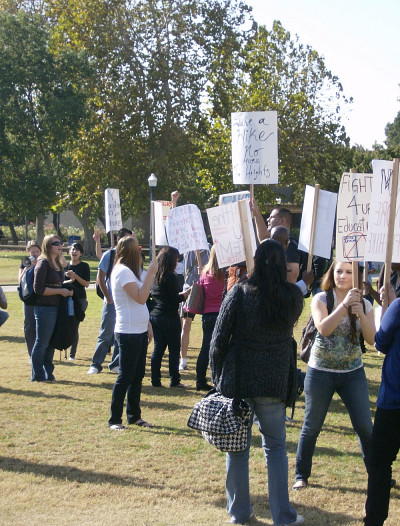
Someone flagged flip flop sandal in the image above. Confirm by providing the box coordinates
[132,419,153,428]
[292,480,308,490]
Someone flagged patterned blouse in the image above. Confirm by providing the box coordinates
[308,290,373,372]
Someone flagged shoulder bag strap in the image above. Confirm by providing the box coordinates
[233,285,244,401]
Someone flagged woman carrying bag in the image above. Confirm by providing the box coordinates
[31,235,72,382]
[210,240,304,526]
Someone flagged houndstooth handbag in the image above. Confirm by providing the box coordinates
[187,286,251,452]
[187,388,251,452]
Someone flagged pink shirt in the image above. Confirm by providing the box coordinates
[199,271,224,314]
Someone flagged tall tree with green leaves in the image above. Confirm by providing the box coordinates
[0,10,91,241]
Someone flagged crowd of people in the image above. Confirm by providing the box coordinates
[2,193,400,526]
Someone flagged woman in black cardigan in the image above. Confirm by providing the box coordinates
[150,247,190,388]
[210,240,304,526]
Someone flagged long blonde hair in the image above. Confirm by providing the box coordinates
[114,236,141,281]
[201,246,224,281]
[40,235,64,270]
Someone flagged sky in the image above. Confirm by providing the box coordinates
[246,0,400,149]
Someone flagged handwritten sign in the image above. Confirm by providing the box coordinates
[154,200,172,246]
[231,111,278,184]
[219,191,250,206]
[335,173,373,261]
[298,185,337,259]
[365,160,400,263]
[166,204,208,254]
[104,188,122,233]
[206,200,256,268]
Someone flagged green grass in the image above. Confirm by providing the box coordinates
[0,251,100,285]
[0,290,399,525]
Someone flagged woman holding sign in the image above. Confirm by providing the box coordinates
[293,260,376,490]
[150,247,191,388]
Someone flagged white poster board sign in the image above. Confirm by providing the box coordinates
[336,173,373,261]
[206,200,257,268]
[365,160,400,262]
[231,111,278,184]
[154,200,172,246]
[219,191,250,206]
[298,185,337,259]
[166,204,208,254]
[104,188,122,233]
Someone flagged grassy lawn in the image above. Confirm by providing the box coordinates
[0,289,399,525]
[0,250,100,285]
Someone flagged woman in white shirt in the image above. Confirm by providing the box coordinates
[108,236,158,430]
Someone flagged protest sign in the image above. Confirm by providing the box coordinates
[298,185,337,259]
[336,172,373,261]
[365,160,400,263]
[166,204,208,254]
[154,200,172,246]
[104,188,122,233]
[231,111,278,184]
[219,191,250,206]
[207,200,256,268]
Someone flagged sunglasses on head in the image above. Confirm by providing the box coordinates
[51,241,62,246]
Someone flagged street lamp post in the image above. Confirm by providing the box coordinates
[148,173,157,261]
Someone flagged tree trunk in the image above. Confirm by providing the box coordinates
[8,222,18,244]
[36,214,45,245]
[52,212,63,239]
[70,205,96,257]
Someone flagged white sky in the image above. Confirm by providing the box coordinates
[246,0,400,149]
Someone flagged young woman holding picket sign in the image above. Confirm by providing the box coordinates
[293,260,376,490]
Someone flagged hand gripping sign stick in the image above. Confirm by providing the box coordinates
[307,184,320,273]
[382,158,400,316]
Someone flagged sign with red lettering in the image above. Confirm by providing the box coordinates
[231,111,278,184]
[166,204,208,254]
[335,173,373,261]
[365,160,400,263]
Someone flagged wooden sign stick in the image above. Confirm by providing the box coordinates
[307,184,320,272]
[238,199,255,275]
[110,230,115,249]
[382,158,400,315]
[195,250,203,273]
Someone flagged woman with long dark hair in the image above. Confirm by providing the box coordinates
[210,240,304,526]
[150,246,191,388]
[108,236,158,430]
[65,242,90,360]
[196,245,225,390]
[31,235,72,382]
[293,260,376,490]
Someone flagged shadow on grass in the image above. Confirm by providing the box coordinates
[0,386,80,401]
[0,335,25,344]
[0,456,164,489]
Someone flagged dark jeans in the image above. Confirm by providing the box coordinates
[364,407,400,526]
[150,314,181,386]
[23,304,36,356]
[109,332,148,426]
[70,298,88,358]
[196,312,218,387]
[31,305,58,382]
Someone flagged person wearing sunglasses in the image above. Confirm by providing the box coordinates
[31,235,71,382]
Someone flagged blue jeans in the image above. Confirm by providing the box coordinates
[109,332,148,426]
[226,398,298,525]
[295,366,372,482]
[364,407,400,526]
[196,312,218,387]
[0,309,9,327]
[23,304,36,356]
[31,305,58,382]
[91,302,118,371]
[150,314,181,386]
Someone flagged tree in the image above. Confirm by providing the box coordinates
[197,21,352,208]
[385,109,400,157]
[0,10,91,242]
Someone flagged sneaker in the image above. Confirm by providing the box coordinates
[196,383,213,391]
[87,366,100,375]
[179,360,187,372]
[109,366,119,373]
[278,515,304,526]
[109,424,125,431]
[230,512,255,524]
[171,383,187,389]
[68,356,76,361]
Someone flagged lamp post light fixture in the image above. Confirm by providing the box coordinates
[148,173,157,261]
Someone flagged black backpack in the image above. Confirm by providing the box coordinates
[299,289,366,363]
[17,260,50,306]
